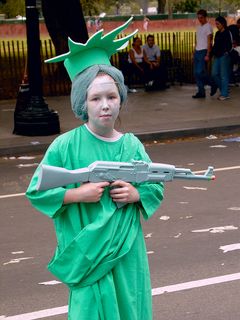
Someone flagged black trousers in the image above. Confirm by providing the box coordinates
[145,63,168,89]
[127,62,148,86]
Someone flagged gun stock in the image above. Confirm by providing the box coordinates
[36,165,90,191]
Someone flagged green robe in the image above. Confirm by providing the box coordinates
[26,125,164,320]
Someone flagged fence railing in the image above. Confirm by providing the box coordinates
[0,32,196,100]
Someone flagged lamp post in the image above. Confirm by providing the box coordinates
[13,0,60,136]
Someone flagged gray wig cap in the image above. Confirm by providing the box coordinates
[71,64,127,121]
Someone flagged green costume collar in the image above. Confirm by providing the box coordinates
[45,17,138,81]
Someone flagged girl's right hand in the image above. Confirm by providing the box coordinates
[63,182,110,204]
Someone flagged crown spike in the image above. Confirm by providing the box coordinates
[101,17,134,42]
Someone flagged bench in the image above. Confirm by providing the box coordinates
[160,50,184,85]
[113,50,184,87]
[117,52,144,87]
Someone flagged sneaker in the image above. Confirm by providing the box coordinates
[229,83,239,87]
[147,80,154,87]
[192,92,206,99]
[210,86,217,96]
[145,81,154,92]
[218,95,230,101]
[128,88,137,93]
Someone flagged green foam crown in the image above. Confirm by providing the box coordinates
[45,17,138,81]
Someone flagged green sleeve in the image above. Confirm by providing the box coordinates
[25,138,67,219]
[133,137,165,220]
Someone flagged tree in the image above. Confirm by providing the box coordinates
[80,0,104,16]
[157,0,166,13]
[41,0,88,58]
[173,0,198,12]
[0,0,25,18]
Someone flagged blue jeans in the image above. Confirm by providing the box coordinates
[194,49,209,95]
[211,54,231,97]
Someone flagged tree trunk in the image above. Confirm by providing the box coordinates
[157,0,166,13]
[41,0,88,56]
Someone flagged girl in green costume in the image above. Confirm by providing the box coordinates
[26,19,164,320]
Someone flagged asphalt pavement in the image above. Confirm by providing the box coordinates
[0,84,240,156]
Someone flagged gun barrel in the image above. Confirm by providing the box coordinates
[174,166,215,180]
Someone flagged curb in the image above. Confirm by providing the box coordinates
[135,124,240,142]
[0,143,50,157]
[1,124,240,157]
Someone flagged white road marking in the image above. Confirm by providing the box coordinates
[3,272,240,319]
[0,193,25,199]
[1,306,68,320]
[194,165,240,174]
[152,272,240,295]
[11,251,24,255]
[228,207,240,211]
[3,257,33,265]
[147,251,154,254]
[213,165,240,171]
[219,243,240,253]
[159,215,170,220]
[38,280,61,286]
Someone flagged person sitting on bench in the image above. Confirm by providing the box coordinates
[143,34,169,90]
[128,36,148,89]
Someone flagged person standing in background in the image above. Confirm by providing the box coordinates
[228,18,240,47]
[211,16,232,101]
[143,16,150,31]
[228,18,240,85]
[192,9,213,99]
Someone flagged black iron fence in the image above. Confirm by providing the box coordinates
[0,32,196,100]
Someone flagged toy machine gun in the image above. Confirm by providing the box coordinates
[36,160,215,191]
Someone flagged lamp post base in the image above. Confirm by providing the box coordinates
[13,96,60,136]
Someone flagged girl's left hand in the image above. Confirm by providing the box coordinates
[109,180,140,204]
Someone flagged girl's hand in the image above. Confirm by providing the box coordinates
[64,181,110,204]
[109,180,140,204]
